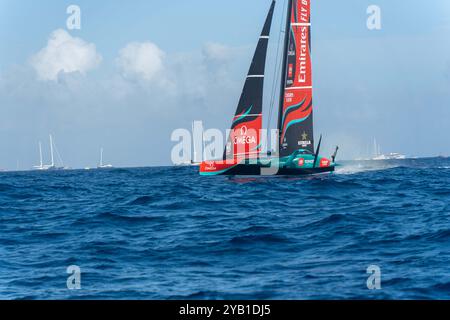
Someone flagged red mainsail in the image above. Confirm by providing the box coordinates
[278,0,315,157]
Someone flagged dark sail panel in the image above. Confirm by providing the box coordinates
[224,1,275,160]
[278,0,314,157]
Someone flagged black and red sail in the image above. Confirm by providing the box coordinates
[278,0,314,157]
[223,1,275,161]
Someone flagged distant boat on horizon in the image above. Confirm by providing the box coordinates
[371,138,406,161]
[175,122,204,167]
[97,148,113,169]
[33,135,66,171]
[373,153,407,161]
[190,121,204,167]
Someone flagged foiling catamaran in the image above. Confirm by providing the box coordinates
[200,0,338,176]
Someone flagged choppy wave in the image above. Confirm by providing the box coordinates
[0,157,449,300]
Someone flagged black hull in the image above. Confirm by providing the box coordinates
[219,164,335,176]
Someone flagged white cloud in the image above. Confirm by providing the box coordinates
[30,29,102,81]
[117,42,166,82]
[202,42,236,64]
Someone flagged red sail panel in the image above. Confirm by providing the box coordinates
[279,0,314,157]
[226,114,262,161]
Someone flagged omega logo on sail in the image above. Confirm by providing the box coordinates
[233,126,257,145]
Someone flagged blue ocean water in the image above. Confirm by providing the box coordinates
[0,158,449,300]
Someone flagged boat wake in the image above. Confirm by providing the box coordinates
[334,162,400,175]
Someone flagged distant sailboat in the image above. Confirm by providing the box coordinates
[372,138,406,160]
[97,148,113,169]
[200,0,338,176]
[33,135,65,170]
[33,141,45,170]
[190,122,204,166]
[373,153,407,161]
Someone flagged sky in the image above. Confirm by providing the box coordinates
[1,0,450,170]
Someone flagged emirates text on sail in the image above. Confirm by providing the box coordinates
[299,1,309,83]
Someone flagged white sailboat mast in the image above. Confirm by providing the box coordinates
[100,148,104,167]
[192,121,204,163]
[192,122,197,163]
[202,131,205,162]
[49,135,54,167]
[373,138,378,157]
[39,142,43,167]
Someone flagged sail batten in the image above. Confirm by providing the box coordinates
[224,1,275,160]
[278,0,314,157]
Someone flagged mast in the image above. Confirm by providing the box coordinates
[277,0,294,149]
[100,148,104,167]
[39,141,43,168]
[373,138,381,157]
[192,122,198,164]
[202,130,205,162]
[375,139,377,157]
[49,135,54,167]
